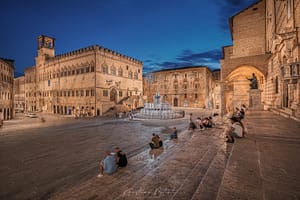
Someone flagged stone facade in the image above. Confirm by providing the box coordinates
[220,0,300,119]
[14,76,25,113]
[265,0,300,119]
[0,58,14,120]
[143,67,220,110]
[24,35,143,116]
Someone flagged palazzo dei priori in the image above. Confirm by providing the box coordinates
[24,35,143,116]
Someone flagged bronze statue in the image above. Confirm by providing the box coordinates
[248,73,258,89]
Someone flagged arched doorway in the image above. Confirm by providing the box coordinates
[173,98,178,107]
[110,88,117,103]
[224,65,265,113]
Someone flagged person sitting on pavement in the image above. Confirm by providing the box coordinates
[98,150,117,178]
[170,127,178,139]
[195,117,205,130]
[225,116,245,143]
[149,133,161,149]
[202,117,213,129]
[114,147,128,168]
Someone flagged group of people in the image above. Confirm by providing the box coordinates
[98,146,128,178]
[189,113,219,131]
[225,104,247,143]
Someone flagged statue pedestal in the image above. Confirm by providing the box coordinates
[248,89,263,110]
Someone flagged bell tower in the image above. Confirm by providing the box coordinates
[35,35,55,66]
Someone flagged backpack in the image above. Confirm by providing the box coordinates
[118,152,128,167]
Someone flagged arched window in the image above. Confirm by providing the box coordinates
[102,63,108,74]
[134,72,138,79]
[111,65,116,75]
[118,67,123,77]
[128,71,133,79]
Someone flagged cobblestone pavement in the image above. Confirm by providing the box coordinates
[0,109,299,200]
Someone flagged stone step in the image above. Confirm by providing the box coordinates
[50,129,227,200]
[191,143,233,200]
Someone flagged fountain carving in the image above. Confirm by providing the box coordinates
[135,92,183,119]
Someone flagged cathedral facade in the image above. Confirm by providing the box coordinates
[143,67,220,110]
[221,0,300,119]
[0,58,14,120]
[24,35,143,116]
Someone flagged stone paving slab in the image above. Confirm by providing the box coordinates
[217,111,300,200]
[50,128,229,200]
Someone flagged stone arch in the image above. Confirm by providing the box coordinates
[110,88,118,103]
[223,65,265,114]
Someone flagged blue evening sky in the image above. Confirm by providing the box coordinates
[0,0,257,76]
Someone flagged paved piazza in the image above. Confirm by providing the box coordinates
[0,109,300,200]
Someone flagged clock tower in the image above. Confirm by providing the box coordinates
[35,35,55,66]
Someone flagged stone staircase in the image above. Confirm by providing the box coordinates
[51,128,233,200]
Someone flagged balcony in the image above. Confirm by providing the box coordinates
[281,62,300,83]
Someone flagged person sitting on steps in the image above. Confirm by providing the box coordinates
[114,147,128,168]
[170,127,178,139]
[98,150,117,178]
[225,116,245,143]
[149,133,162,149]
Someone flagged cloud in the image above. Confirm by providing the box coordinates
[143,49,222,74]
[213,0,258,30]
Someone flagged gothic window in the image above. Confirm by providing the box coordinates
[195,94,198,99]
[134,72,138,79]
[91,89,95,96]
[111,66,116,75]
[86,90,90,96]
[81,90,84,96]
[119,91,123,97]
[128,71,133,79]
[118,68,123,77]
[91,66,95,72]
[86,66,90,73]
[102,63,108,74]
[184,94,187,98]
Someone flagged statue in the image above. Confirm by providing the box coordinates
[248,73,258,89]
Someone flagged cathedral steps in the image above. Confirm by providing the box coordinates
[51,127,233,200]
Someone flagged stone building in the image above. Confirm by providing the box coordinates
[14,76,25,113]
[220,0,300,119]
[24,35,143,116]
[0,58,14,120]
[265,0,300,119]
[143,66,220,110]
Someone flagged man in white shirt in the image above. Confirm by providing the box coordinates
[225,117,245,143]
